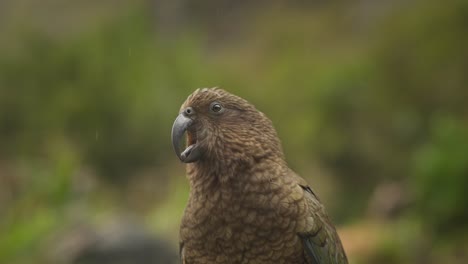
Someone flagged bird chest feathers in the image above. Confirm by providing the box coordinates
[180,169,309,263]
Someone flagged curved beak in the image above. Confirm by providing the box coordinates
[171,114,201,163]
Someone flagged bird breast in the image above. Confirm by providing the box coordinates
[180,172,309,263]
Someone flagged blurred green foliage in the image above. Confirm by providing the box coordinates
[413,116,468,235]
[0,12,197,179]
[0,0,467,263]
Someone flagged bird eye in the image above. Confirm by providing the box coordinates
[210,102,223,113]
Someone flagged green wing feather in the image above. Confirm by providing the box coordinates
[296,180,348,264]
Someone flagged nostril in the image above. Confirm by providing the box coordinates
[184,107,194,116]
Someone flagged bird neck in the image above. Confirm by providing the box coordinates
[186,155,288,194]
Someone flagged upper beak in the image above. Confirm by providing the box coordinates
[171,114,201,163]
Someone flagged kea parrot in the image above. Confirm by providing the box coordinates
[171,88,348,264]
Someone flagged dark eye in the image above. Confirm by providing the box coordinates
[210,102,223,113]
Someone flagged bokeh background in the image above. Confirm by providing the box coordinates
[0,0,467,263]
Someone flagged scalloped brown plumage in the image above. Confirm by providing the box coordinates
[172,88,348,264]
